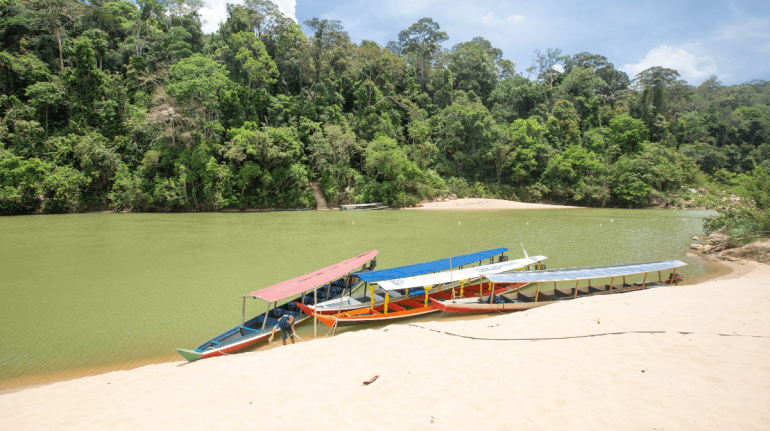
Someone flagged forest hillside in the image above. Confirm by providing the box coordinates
[1,0,769,214]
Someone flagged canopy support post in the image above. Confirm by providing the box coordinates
[424,285,433,307]
[384,292,389,314]
[535,282,541,303]
[313,285,317,339]
[623,276,626,287]
[489,283,495,304]
[261,302,272,331]
[369,283,374,310]
[641,272,648,289]
[658,271,662,282]
[331,278,348,336]
[459,280,465,298]
[671,268,678,285]
[574,280,580,298]
[609,277,614,293]
[242,297,246,326]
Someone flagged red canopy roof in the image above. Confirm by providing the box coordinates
[244,250,378,302]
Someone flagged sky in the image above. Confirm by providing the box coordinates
[198,0,770,86]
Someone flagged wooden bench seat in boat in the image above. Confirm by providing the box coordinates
[589,284,610,293]
[400,299,426,309]
[361,294,384,303]
[516,291,553,302]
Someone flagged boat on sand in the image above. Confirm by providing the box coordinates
[432,260,686,313]
[176,250,378,361]
[296,254,547,327]
[308,248,512,315]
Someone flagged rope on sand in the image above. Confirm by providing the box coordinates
[406,324,770,341]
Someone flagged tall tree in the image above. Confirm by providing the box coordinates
[134,0,165,57]
[533,47,563,89]
[398,18,448,93]
[28,0,86,71]
[303,18,350,102]
[449,37,505,103]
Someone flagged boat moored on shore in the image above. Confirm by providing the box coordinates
[296,253,547,327]
[176,250,378,361]
[431,260,686,313]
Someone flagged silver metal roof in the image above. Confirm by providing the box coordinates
[484,260,686,284]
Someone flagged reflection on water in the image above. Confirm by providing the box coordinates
[0,208,716,389]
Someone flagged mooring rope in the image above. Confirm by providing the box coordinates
[406,324,770,341]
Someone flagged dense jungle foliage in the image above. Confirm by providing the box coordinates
[1,0,769,214]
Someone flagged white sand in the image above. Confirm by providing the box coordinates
[408,198,579,210]
[2,262,769,430]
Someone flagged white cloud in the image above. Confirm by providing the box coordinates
[715,18,769,41]
[199,0,297,34]
[480,12,498,24]
[621,44,717,82]
[507,15,525,23]
[553,64,564,73]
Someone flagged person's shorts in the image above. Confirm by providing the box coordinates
[280,328,294,340]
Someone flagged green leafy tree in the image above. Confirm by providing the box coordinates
[398,17,448,92]
[449,37,506,103]
[533,47,563,89]
[81,29,109,71]
[228,31,278,96]
[42,164,90,212]
[607,114,649,155]
[0,156,49,214]
[24,79,64,135]
[509,118,546,184]
[167,54,234,141]
[308,124,359,200]
[545,100,581,148]
[364,135,423,206]
[27,0,86,71]
[65,38,104,128]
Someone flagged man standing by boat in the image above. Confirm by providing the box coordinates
[269,314,296,346]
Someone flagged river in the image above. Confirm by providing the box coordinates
[0,208,717,389]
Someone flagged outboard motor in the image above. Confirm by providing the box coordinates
[499,254,508,262]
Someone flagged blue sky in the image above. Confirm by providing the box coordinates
[199,0,770,85]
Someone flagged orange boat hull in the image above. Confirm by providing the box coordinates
[295,282,521,327]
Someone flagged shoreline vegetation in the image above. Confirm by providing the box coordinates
[1,2,769,218]
[1,258,767,429]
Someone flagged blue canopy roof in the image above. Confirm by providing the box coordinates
[484,260,686,284]
[356,248,508,283]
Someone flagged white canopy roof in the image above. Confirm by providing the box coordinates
[483,260,686,284]
[377,255,547,291]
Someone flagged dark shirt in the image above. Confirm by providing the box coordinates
[277,315,292,331]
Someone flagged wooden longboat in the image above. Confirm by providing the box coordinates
[295,255,547,327]
[341,203,390,211]
[308,247,513,315]
[432,260,686,314]
[175,250,379,361]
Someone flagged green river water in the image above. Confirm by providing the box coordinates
[0,208,718,389]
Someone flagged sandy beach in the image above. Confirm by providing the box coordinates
[407,198,580,210]
[2,260,768,430]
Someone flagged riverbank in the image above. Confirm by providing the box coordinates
[2,259,768,430]
[407,197,580,210]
